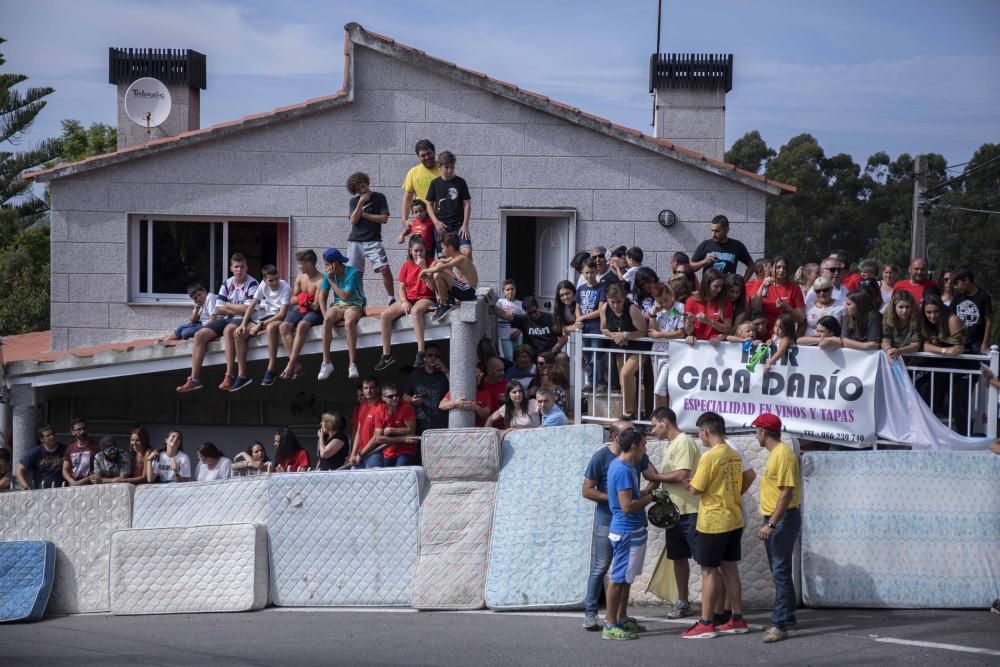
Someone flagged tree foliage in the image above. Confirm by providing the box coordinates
[58,119,116,163]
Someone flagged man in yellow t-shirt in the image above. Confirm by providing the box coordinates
[400,139,442,241]
[681,411,747,639]
[648,407,701,620]
[753,412,801,644]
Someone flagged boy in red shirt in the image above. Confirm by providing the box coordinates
[397,199,437,258]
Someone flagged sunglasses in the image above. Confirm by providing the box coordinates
[816,288,832,293]
[823,267,842,273]
[383,393,399,400]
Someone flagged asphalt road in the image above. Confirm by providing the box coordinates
[2,606,999,666]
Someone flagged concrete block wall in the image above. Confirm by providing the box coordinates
[654,87,726,161]
[47,45,765,350]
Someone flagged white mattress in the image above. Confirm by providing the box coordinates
[132,477,268,528]
[267,470,421,606]
[802,451,1000,608]
[109,523,268,615]
[631,434,801,609]
[420,428,501,481]
[0,484,133,614]
[413,482,495,609]
[485,424,604,609]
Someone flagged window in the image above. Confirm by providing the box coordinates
[130,216,289,303]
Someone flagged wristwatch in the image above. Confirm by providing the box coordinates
[766,521,776,529]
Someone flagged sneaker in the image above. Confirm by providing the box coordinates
[317,362,334,381]
[431,304,453,323]
[387,298,396,306]
[621,617,647,634]
[348,363,360,379]
[718,617,750,635]
[762,626,788,643]
[374,355,396,372]
[992,599,1000,614]
[667,600,692,619]
[176,377,203,393]
[218,375,233,391]
[229,376,253,392]
[595,384,608,393]
[681,621,718,639]
[414,350,426,367]
[582,612,601,631]
[601,625,636,641]
[582,383,594,392]
[261,370,276,387]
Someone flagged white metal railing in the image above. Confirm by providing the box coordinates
[570,331,999,439]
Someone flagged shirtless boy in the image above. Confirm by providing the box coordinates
[422,233,479,324]
[279,249,324,381]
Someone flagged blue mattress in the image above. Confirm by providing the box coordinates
[0,540,56,623]
[485,424,604,609]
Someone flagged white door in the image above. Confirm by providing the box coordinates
[535,217,570,310]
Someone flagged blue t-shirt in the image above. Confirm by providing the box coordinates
[607,458,647,534]
[576,283,607,334]
[584,446,650,520]
[19,443,67,489]
[541,406,568,427]
[321,265,366,309]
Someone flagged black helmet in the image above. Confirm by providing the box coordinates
[647,488,680,529]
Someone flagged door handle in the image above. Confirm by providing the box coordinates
[544,301,552,309]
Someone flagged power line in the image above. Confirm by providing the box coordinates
[931,203,1000,215]
[925,154,1000,195]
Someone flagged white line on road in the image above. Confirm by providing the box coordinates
[874,637,1000,657]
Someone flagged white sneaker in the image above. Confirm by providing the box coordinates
[348,363,360,379]
[317,362,334,380]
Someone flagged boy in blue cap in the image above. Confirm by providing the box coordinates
[318,248,367,381]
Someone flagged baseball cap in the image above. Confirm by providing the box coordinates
[751,413,782,432]
[323,248,348,264]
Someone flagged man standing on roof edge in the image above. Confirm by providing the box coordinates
[400,139,442,238]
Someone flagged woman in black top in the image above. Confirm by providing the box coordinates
[316,413,349,471]
[820,289,882,351]
[600,283,649,420]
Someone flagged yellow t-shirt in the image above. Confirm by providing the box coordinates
[759,442,801,517]
[689,443,744,534]
[402,163,442,201]
[661,433,700,516]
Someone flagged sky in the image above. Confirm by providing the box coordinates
[3,0,999,167]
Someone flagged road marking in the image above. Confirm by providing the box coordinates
[874,637,1000,657]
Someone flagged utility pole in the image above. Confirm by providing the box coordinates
[911,154,928,260]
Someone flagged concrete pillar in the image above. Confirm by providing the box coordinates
[446,293,491,429]
[10,384,38,490]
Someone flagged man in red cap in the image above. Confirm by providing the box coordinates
[752,412,801,644]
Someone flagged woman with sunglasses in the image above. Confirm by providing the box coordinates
[804,276,844,336]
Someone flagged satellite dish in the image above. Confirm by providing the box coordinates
[124,77,171,129]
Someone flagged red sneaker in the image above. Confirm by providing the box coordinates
[681,621,718,639]
[718,617,750,635]
[176,377,203,393]
[218,375,233,391]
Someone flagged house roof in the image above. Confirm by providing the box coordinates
[27,24,794,195]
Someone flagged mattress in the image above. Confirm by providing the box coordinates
[485,424,605,609]
[420,428,501,481]
[0,484,133,614]
[109,523,268,615]
[267,470,421,606]
[0,541,56,622]
[631,434,802,609]
[801,451,1000,608]
[413,482,495,609]
[132,477,268,528]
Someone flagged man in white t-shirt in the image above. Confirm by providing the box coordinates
[233,265,291,392]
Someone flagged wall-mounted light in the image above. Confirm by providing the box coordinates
[658,209,677,228]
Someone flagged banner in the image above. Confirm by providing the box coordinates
[667,340,879,446]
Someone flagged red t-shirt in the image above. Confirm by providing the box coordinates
[279,448,310,471]
[409,217,436,255]
[685,297,733,340]
[745,278,762,303]
[354,399,385,457]
[894,279,936,303]
[376,402,418,459]
[443,389,492,427]
[397,260,436,302]
[64,440,99,480]
[481,379,506,415]
[842,272,862,291]
[757,281,805,338]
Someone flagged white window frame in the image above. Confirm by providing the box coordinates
[128,214,290,305]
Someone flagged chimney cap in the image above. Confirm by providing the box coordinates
[649,53,732,94]
[109,48,206,89]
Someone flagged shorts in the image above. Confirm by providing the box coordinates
[443,225,473,249]
[449,280,477,302]
[329,302,366,317]
[696,528,743,568]
[205,316,241,336]
[608,527,647,584]
[249,313,278,326]
[654,355,670,396]
[284,309,323,327]
[347,240,389,271]
[664,513,699,561]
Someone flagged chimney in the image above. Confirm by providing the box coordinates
[109,48,206,149]
[650,53,732,161]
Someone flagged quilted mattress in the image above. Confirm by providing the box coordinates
[0,484,133,614]
[267,470,421,606]
[420,428,501,481]
[0,541,56,622]
[485,424,605,609]
[801,451,1000,608]
[109,523,268,615]
[133,477,268,528]
[631,435,801,609]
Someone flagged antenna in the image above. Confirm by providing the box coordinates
[653,0,664,126]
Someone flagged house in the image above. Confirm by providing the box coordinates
[4,23,791,469]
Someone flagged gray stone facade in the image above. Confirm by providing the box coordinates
[45,40,770,351]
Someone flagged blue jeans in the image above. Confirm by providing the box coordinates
[585,511,612,615]
[383,453,419,467]
[764,506,801,628]
[362,451,384,468]
[586,336,608,387]
[174,322,203,339]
